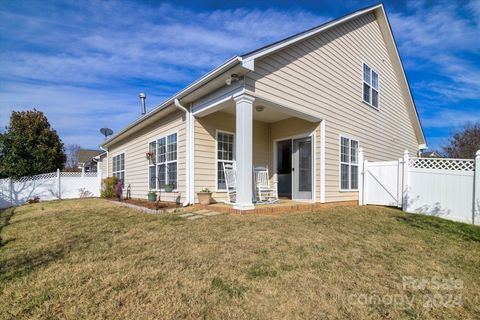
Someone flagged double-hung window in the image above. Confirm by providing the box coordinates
[148,133,177,190]
[112,153,125,184]
[340,136,359,191]
[363,63,379,108]
[216,131,235,191]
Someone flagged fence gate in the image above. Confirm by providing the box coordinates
[361,160,402,208]
[359,149,479,225]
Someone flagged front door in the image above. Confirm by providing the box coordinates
[292,137,313,200]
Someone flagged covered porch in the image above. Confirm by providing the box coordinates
[193,88,324,210]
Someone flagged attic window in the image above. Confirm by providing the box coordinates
[363,63,379,108]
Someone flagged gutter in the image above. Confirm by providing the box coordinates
[102,56,242,148]
[174,98,191,207]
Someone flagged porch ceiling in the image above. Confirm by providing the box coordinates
[221,100,291,123]
[201,96,321,123]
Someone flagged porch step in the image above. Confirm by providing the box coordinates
[195,209,211,214]
[202,211,223,216]
[172,209,186,214]
[187,215,204,220]
[179,213,194,218]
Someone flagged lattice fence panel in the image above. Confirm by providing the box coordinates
[60,172,82,177]
[408,158,475,171]
[1,170,101,208]
[14,172,57,182]
[84,172,98,177]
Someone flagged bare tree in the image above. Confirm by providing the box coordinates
[442,122,480,159]
[65,144,81,170]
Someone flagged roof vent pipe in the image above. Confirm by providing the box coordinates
[139,92,146,115]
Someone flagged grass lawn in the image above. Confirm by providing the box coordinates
[1,199,479,319]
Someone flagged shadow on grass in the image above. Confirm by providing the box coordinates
[395,213,480,242]
[211,277,248,299]
[0,207,16,248]
[0,235,92,282]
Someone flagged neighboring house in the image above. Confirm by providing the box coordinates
[93,152,108,174]
[99,3,426,210]
[420,151,443,158]
[77,149,104,172]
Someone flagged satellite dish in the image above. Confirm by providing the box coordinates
[100,128,113,140]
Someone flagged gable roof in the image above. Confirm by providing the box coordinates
[102,3,426,148]
[239,3,425,147]
[421,151,443,158]
[240,3,382,60]
[77,149,104,164]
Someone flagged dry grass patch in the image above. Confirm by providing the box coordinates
[0,199,479,319]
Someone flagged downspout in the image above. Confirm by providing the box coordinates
[100,146,109,177]
[189,103,195,205]
[174,98,191,207]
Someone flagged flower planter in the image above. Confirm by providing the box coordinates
[164,185,174,193]
[197,192,212,205]
[148,192,157,202]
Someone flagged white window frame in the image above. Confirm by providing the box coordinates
[215,130,235,192]
[147,132,178,192]
[339,135,359,191]
[362,62,380,109]
[112,152,125,184]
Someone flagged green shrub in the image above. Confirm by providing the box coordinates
[100,176,118,198]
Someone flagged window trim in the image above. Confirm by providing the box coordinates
[362,62,380,109]
[338,135,360,192]
[147,131,179,192]
[215,129,235,192]
[112,152,126,184]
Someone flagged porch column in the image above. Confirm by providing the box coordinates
[233,94,255,210]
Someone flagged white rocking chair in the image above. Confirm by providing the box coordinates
[222,162,236,204]
[254,165,278,203]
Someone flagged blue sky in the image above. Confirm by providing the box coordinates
[0,0,479,152]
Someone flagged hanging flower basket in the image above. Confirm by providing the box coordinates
[145,152,155,162]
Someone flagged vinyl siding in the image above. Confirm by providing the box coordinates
[246,12,419,202]
[194,111,270,203]
[107,109,186,202]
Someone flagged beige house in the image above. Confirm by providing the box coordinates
[100,3,426,210]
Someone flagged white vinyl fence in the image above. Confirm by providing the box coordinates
[359,149,479,225]
[0,169,102,209]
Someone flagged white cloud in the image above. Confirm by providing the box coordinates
[0,82,169,148]
[389,0,480,102]
[1,0,478,151]
[0,1,327,148]
[0,2,326,86]
[467,0,480,25]
[421,109,480,129]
